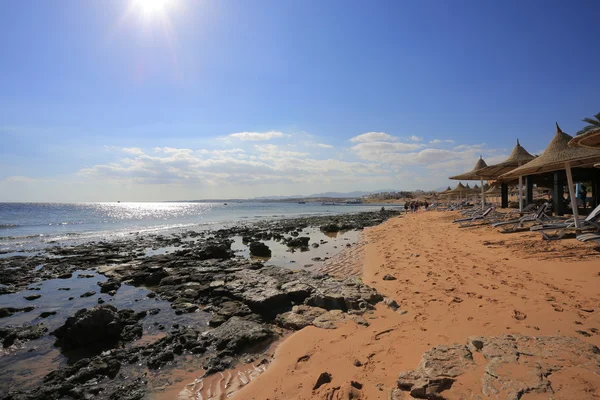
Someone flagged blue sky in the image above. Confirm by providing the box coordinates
[1,0,599,201]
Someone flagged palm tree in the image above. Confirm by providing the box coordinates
[576,112,600,136]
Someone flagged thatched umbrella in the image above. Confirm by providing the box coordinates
[449,156,488,207]
[499,123,600,227]
[569,129,600,150]
[446,182,469,201]
[475,140,535,211]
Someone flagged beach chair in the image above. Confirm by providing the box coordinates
[492,203,551,232]
[530,204,600,240]
[577,233,600,243]
[452,206,495,227]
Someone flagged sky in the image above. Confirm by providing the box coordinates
[1,0,599,202]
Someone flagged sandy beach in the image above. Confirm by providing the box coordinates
[233,210,600,399]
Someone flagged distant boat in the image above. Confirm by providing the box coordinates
[223,203,228,205]
[322,202,336,206]
[117,201,120,203]
[298,201,306,204]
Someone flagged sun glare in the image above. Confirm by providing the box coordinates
[135,0,172,18]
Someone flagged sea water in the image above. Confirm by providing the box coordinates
[0,202,400,252]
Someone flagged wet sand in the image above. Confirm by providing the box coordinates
[232,211,600,399]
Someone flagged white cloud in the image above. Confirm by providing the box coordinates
[121,147,144,155]
[315,143,333,149]
[349,132,396,143]
[228,131,285,141]
[350,141,423,161]
[408,135,423,142]
[429,139,455,145]
[3,176,37,183]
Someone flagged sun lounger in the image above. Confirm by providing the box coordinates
[492,203,551,232]
[453,206,495,227]
[530,204,600,240]
[576,233,600,243]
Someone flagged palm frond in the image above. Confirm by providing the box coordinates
[582,117,600,127]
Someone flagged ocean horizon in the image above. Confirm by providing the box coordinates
[0,201,402,253]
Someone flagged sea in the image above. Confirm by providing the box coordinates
[0,201,400,253]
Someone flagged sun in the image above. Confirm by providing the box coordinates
[134,0,172,18]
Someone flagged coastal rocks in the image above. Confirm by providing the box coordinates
[0,306,35,318]
[393,335,600,400]
[203,316,272,353]
[382,274,397,281]
[275,305,328,329]
[284,236,310,248]
[182,239,234,260]
[396,344,474,398]
[0,323,48,348]
[320,223,341,233]
[249,241,272,257]
[24,294,41,301]
[98,279,121,294]
[53,305,143,353]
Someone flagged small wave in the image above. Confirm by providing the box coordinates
[0,224,19,229]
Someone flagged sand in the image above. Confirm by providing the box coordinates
[232,210,600,399]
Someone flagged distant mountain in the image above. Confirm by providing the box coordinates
[252,195,304,200]
[251,189,406,201]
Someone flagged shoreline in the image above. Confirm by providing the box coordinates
[231,211,600,399]
[0,209,401,399]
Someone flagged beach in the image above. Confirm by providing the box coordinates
[232,210,600,399]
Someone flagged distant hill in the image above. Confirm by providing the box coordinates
[252,189,400,200]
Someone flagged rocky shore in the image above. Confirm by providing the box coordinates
[0,209,400,399]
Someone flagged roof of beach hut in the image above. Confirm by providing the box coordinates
[448,156,488,180]
[447,182,468,194]
[475,140,535,179]
[485,184,502,195]
[500,123,600,180]
[568,129,600,150]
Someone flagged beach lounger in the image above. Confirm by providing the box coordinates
[452,206,495,227]
[492,203,551,232]
[577,233,600,243]
[530,204,600,240]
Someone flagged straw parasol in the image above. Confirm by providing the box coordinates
[485,184,502,195]
[500,123,600,227]
[475,140,535,178]
[449,156,488,207]
[449,157,488,180]
[475,139,535,211]
[446,182,469,201]
[569,129,600,149]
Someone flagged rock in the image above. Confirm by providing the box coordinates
[313,310,346,329]
[397,344,474,398]
[275,305,327,329]
[39,311,57,318]
[320,223,340,233]
[98,279,121,294]
[195,241,233,260]
[80,291,96,298]
[313,372,332,390]
[396,335,600,400]
[249,242,272,257]
[24,294,41,301]
[382,274,397,281]
[57,272,73,279]
[383,297,399,311]
[53,305,142,353]
[285,236,310,248]
[204,316,272,353]
[1,323,48,347]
